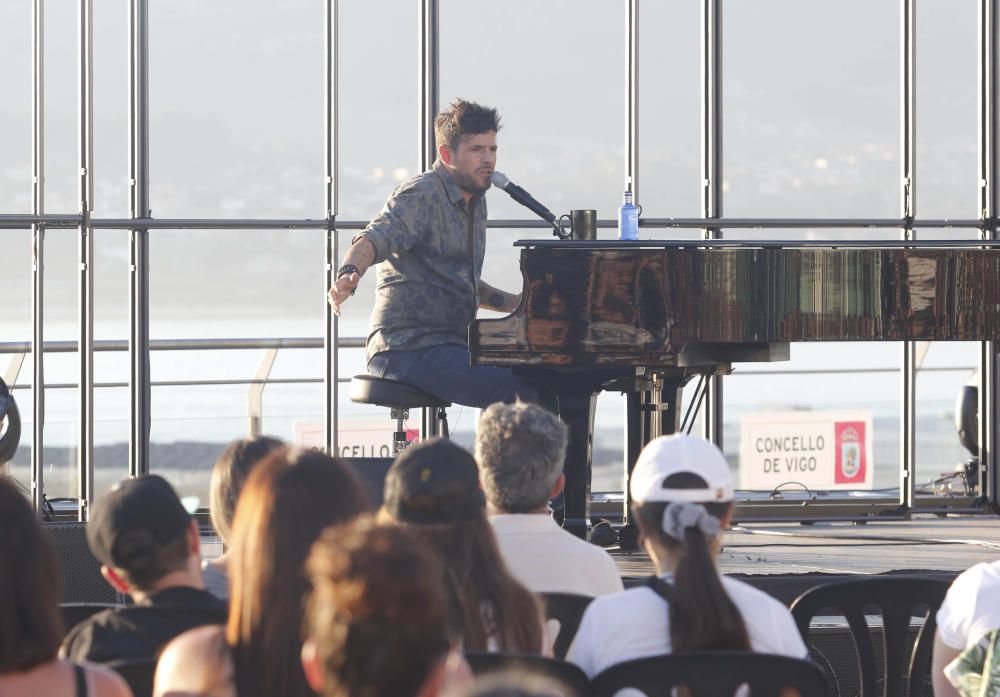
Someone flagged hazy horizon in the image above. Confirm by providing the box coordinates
[0,1,985,500]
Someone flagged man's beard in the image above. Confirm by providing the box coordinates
[450,168,490,196]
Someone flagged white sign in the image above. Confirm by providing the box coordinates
[294,419,418,459]
[740,410,874,491]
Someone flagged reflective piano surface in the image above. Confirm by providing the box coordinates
[469,240,1000,538]
[472,241,1000,365]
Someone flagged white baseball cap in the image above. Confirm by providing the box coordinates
[630,434,734,503]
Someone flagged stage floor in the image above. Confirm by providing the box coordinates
[200,514,999,602]
[611,514,1000,583]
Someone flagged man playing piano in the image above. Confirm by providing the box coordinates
[327,98,543,408]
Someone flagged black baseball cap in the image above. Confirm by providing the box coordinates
[383,438,485,524]
[87,474,192,570]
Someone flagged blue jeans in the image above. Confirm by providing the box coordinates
[368,344,542,409]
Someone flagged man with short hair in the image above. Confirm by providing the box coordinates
[61,475,227,664]
[475,401,623,596]
[327,99,542,408]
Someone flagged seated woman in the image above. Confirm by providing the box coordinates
[0,477,131,697]
[301,517,473,697]
[202,436,284,600]
[567,434,808,679]
[932,558,1000,697]
[153,449,371,697]
[380,438,545,654]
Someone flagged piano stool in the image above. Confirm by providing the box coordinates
[348,375,451,455]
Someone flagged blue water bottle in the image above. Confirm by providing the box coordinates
[618,183,639,241]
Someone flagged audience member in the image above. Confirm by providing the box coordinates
[203,436,284,600]
[465,673,576,697]
[381,438,545,654]
[0,476,131,697]
[567,434,807,678]
[932,558,1000,696]
[61,475,227,665]
[476,401,622,596]
[301,517,473,697]
[154,449,370,697]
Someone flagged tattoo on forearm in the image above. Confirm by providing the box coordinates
[344,238,375,274]
[359,241,375,267]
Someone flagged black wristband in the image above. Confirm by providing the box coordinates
[337,264,359,296]
[337,264,360,280]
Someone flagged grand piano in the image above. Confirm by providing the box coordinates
[469,239,1000,538]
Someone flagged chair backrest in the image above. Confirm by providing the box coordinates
[589,651,830,697]
[465,652,590,696]
[59,602,120,638]
[108,658,157,697]
[541,592,593,660]
[789,576,951,697]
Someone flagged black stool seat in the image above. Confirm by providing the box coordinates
[349,375,451,409]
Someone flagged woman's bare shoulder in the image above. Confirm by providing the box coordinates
[162,624,227,656]
[78,661,132,697]
[155,625,234,697]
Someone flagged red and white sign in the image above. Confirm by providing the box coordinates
[740,410,874,491]
[294,419,417,458]
[834,421,866,484]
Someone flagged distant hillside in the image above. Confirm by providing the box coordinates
[6,441,230,474]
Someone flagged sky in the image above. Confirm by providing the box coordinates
[0,1,985,491]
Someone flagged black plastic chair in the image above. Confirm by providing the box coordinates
[59,602,120,638]
[789,577,951,697]
[465,652,589,696]
[589,651,830,697]
[541,592,593,660]
[108,658,157,697]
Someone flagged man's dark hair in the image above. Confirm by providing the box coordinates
[115,529,191,592]
[87,475,195,593]
[434,99,501,152]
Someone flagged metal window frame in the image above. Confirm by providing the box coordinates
[129,0,151,480]
[2,0,997,519]
[77,0,95,521]
[31,0,45,514]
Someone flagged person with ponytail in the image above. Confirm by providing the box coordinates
[566,434,807,679]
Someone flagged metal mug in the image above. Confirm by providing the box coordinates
[567,209,597,240]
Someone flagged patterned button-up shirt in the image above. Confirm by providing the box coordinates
[357,160,487,362]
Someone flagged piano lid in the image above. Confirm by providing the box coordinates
[469,244,1000,368]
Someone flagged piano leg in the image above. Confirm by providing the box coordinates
[557,385,598,540]
[619,373,687,548]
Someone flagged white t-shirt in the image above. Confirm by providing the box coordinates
[567,573,809,679]
[936,560,1000,650]
[489,514,624,597]
[200,560,229,602]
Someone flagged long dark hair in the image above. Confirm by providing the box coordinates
[0,477,63,672]
[634,497,750,652]
[404,515,543,653]
[226,450,371,697]
[382,438,543,653]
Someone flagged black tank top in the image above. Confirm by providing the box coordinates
[73,663,88,697]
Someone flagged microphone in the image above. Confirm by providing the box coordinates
[490,171,556,224]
